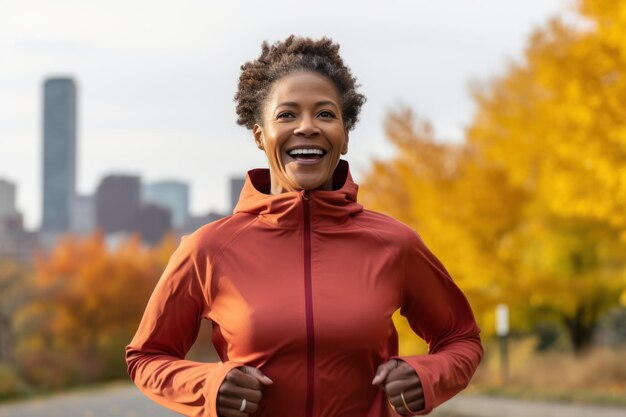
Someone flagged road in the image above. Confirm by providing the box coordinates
[0,383,179,417]
[1,383,625,417]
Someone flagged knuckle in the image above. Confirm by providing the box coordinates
[250,390,263,403]
[247,375,261,389]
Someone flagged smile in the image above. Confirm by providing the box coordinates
[286,148,327,161]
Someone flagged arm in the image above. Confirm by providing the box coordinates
[391,231,483,415]
[125,235,243,417]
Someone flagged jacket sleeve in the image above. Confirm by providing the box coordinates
[125,234,243,417]
[391,231,483,415]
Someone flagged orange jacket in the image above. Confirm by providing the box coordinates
[126,160,483,417]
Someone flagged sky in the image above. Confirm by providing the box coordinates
[0,0,575,230]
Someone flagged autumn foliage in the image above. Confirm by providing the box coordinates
[0,232,177,394]
[363,0,626,354]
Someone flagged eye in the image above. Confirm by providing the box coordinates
[276,111,296,119]
[318,110,335,118]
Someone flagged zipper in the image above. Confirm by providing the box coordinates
[302,190,315,417]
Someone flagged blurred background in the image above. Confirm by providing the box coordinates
[1,0,625,415]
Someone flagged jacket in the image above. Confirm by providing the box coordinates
[125,160,483,417]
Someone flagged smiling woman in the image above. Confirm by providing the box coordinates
[125,35,483,417]
[253,71,349,193]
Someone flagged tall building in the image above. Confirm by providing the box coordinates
[95,175,141,234]
[70,194,95,235]
[143,180,189,229]
[0,179,36,264]
[0,178,22,233]
[41,77,77,232]
[230,177,245,213]
[138,203,172,245]
[0,179,17,219]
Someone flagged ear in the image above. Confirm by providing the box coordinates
[253,124,265,150]
[341,129,349,155]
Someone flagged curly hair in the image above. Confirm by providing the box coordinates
[235,35,366,131]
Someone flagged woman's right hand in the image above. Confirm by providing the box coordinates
[217,365,273,417]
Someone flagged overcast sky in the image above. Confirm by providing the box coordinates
[0,0,575,229]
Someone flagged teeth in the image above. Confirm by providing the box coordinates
[288,148,324,156]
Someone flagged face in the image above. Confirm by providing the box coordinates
[253,71,349,194]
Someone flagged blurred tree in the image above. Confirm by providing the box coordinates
[465,0,626,352]
[14,232,175,388]
[361,109,528,342]
[0,259,33,366]
[469,2,626,233]
[364,0,626,354]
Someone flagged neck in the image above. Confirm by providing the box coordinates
[268,171,333,195]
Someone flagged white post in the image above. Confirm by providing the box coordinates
[496,304,510,384]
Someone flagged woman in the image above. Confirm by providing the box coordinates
[126,36,483,417]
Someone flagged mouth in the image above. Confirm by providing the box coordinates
[286,147,327,162]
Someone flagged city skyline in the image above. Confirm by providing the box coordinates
[0,0,576,229]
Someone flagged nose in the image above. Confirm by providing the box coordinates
[293,114,320,137]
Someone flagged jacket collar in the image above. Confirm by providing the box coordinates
[234,160,363,228]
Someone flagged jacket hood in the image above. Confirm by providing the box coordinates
[234,159,363,228]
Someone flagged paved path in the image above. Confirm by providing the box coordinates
[0,383,625,417]
[0,383,179,417]
[433,394,626,417]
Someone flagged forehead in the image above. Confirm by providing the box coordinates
[266,71,341,107]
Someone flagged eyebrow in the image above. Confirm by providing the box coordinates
[275,100,339,109]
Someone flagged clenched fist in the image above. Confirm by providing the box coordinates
[372,359,424,415]
[217,365,273,417]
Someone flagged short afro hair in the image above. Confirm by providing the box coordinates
[235,35,366,131]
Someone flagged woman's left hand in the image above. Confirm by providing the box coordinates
[372,359,425,416]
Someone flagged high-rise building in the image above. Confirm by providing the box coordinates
[138,203,172,245]
[95,174,141,234]
[143,180,189,229]
[0,178,23,233]
[0,179,36,264]
[70,194,95,235]
[230,177,245,213]
[41,77,77,232]
[0,179,17,219]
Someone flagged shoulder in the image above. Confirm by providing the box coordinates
[354,208,422,247]
[177,213,258,259]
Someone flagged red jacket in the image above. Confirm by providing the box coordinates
[126,160,483,417]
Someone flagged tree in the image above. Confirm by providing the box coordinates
[465,0,626,352]
[15,232,176,387]
[363,0,626,354]
[361,109,529,342]
[0,259,33,365]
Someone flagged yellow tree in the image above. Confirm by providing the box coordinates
[361,109,529,349]
[464,0,626,352]
[470,3,626,232]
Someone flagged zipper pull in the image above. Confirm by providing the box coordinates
[302,190,310,200]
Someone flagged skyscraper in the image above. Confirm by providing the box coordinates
[41,77,77,232]
[143,180,189,229]
[0,178,22,232]
[70,194,95,235]
[230,177,245,213]
[95,174,141,234]
[0,178,17,220]
[138,203,172,245]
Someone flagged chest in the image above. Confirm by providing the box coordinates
[208,226,402,359]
